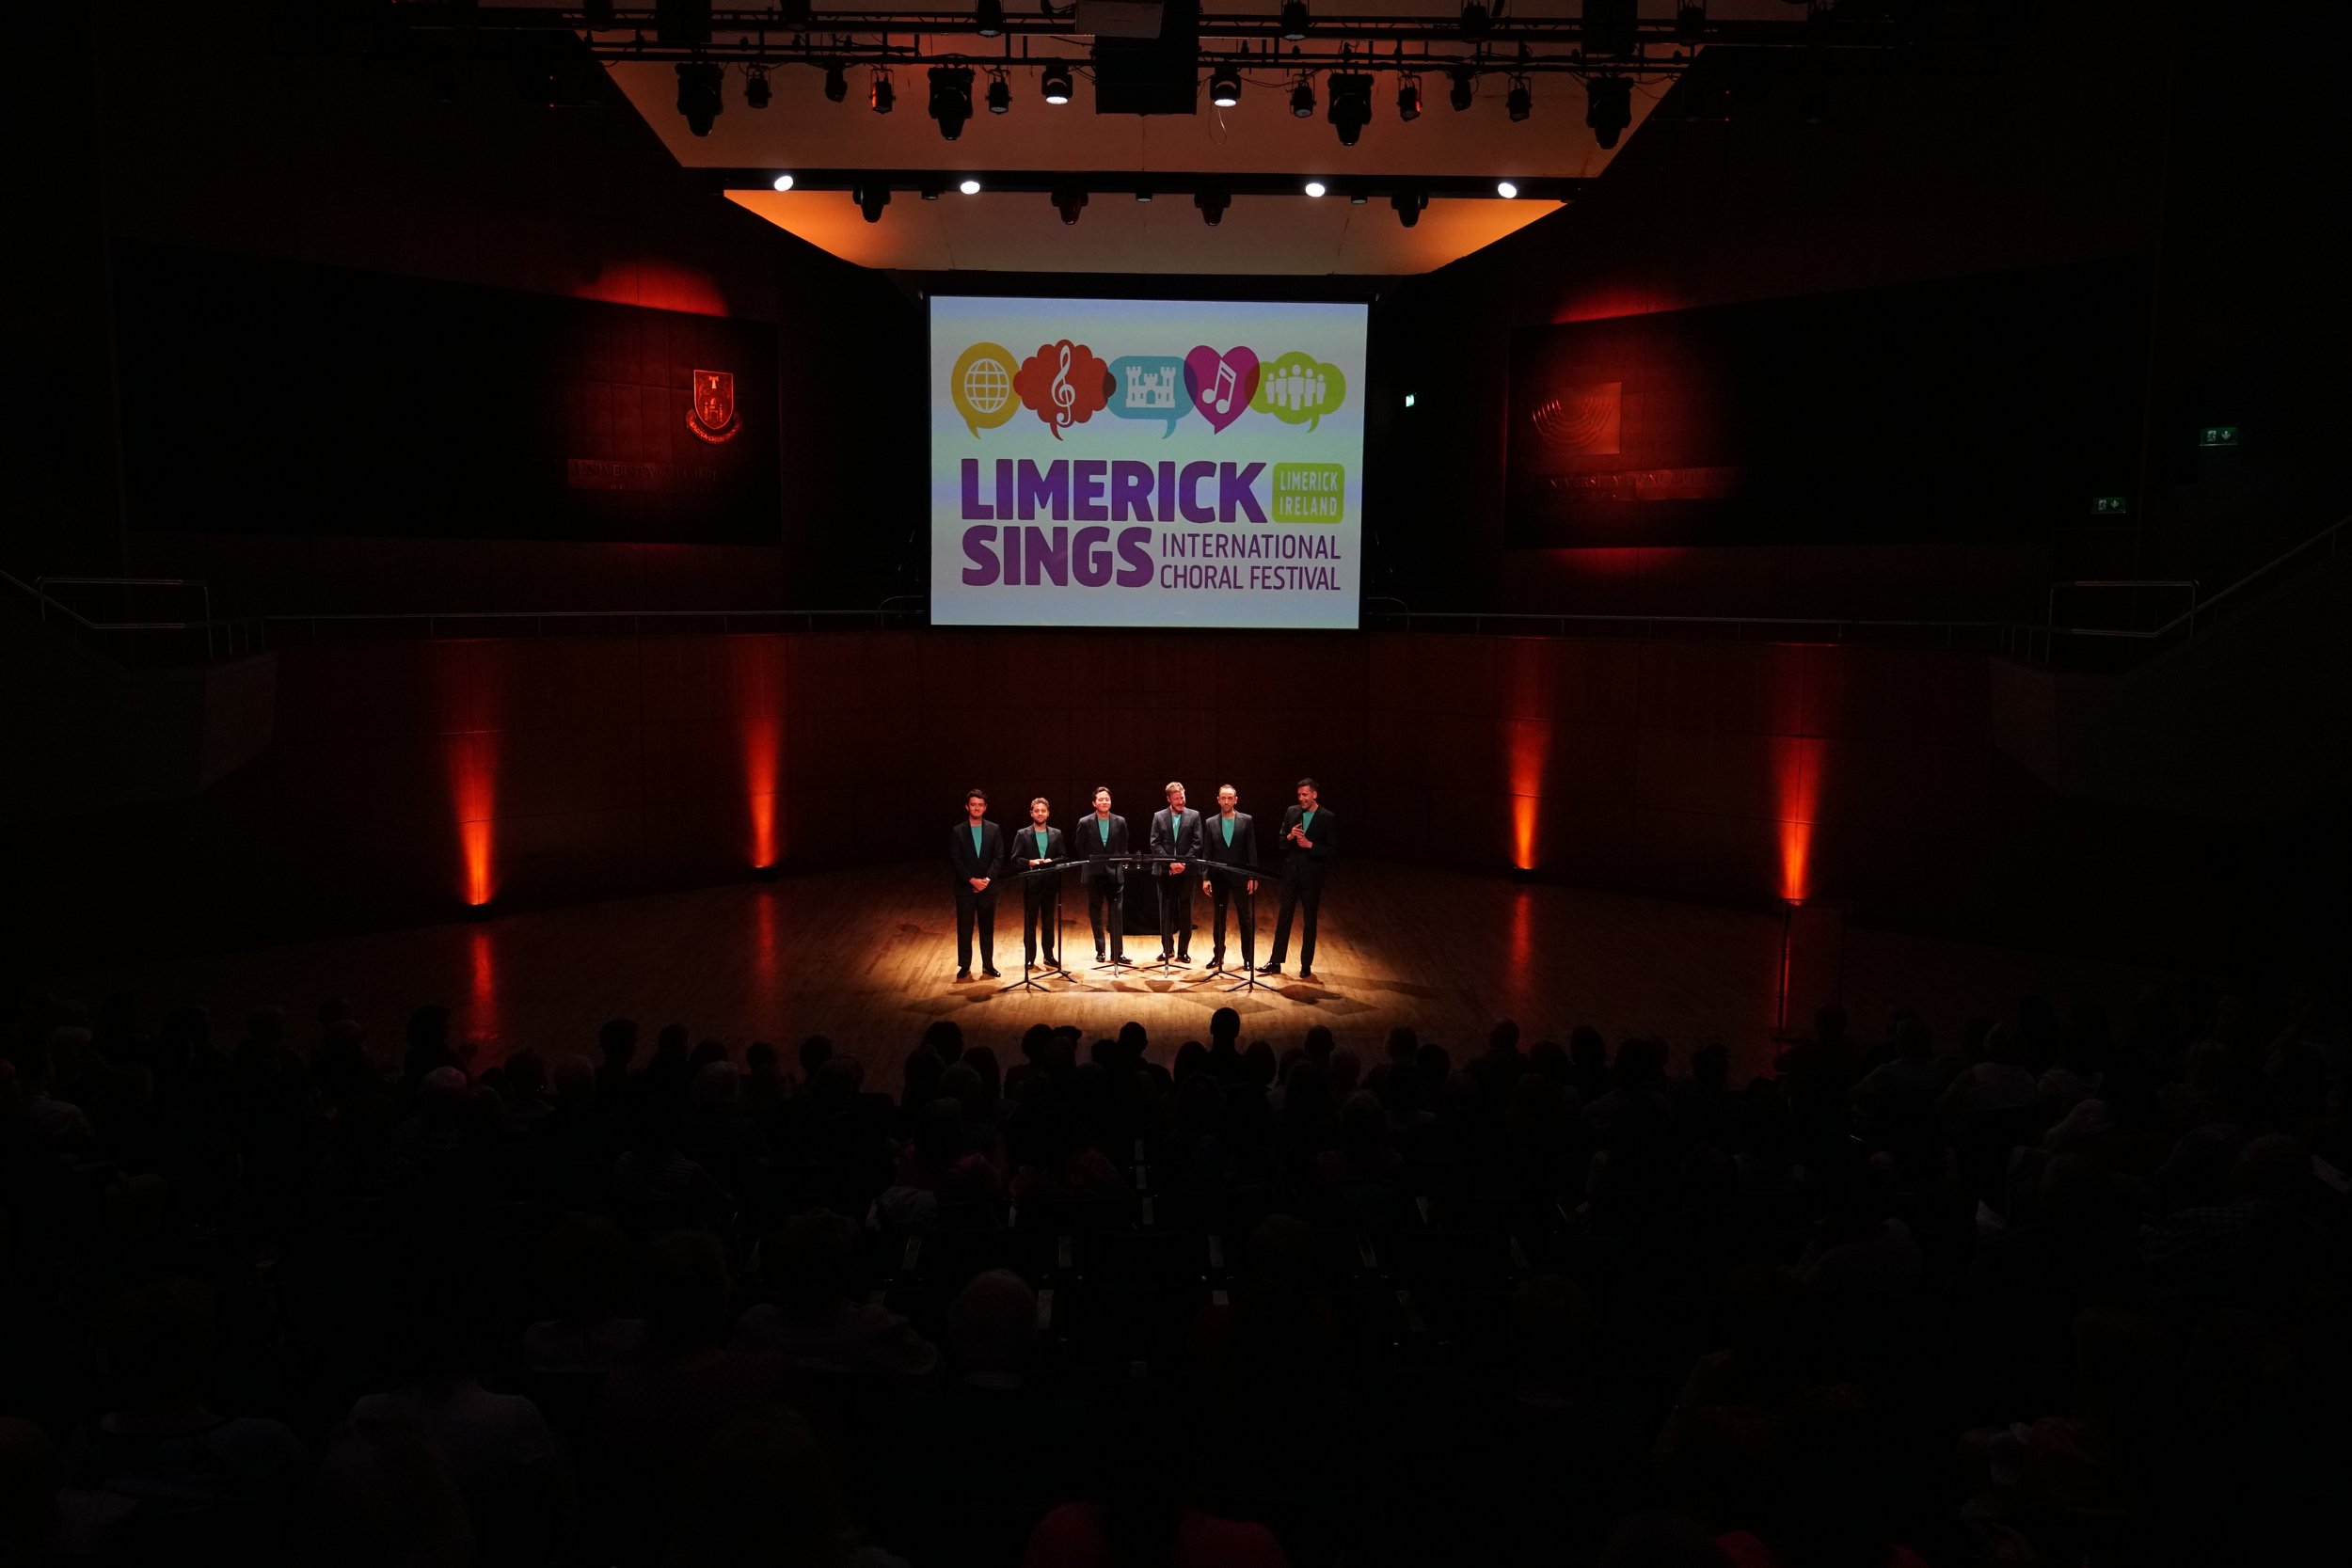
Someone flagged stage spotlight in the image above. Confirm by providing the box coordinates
[1053,187,1089,225]
[1291,73,1316,119]
[1677,1,1707,43]
[823,60,849,103]
[960,177,982,195]
[1506,75,1531,122]
[1449,63,1475,112]
[743,64,771,109]
[1136,185,1154,201]
[1496,179,1518,198]
[674,62,723,136]
[929,66,975,140]
[1210,63,1241,107]
[1396,73,1422,121]
[1390,187,1427,227]
[775,0,812,24]
[1041,61,1074,104]
[771,172,795,191]
[1327,72,1373,146]
[1281,1,1311,41]
[1195,185,1230,226]
[854,182,890,222]
[986,69,1011,114]
[1585,73,1631,147]
[1303,179,1327,198]
[1459,2,1491,37]
[870,68,894,114]
[976,0,1005,37]
[657,0,713,45]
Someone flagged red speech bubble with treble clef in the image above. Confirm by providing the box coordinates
[1012,340,1113,439]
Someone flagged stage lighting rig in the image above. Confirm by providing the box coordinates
[1506,74,1532,122]
[929,66,975,140]
[1677,1,1708,44]
[1210,63,1241,107]
[1327,71,1374,147]
[1585,73,1631,147]
[674,61,723,135]
[823,60,849,103]
[1041,60,1074,104]
[1390,186,1427,227]
[1396,73,1423,122]
[743,64,771,109]
[1281,2,1311,42]
[1582,0,1639,59]
[1195,185,1230,226]
[1291,73,1316,119]
[975,0,1006,38]
[1449,63,1475,112]
[1053,186,1089,225]
[870,66,895,114]
[854,182,890,221]
[1458,3,1491,39]
[986,69,1012,114]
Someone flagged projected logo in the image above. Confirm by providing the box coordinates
[1105,355,1191,436]
[1012,340,1114,439]
[688,369,739,443]
[1184,345,1260,434]
[950,342,1021,436]
[1251,352,1347,431]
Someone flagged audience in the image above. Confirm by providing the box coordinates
[1,974,2344,1567]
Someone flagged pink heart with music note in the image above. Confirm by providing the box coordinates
[1184,346,1260,434]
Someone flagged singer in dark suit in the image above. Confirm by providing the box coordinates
[1262,776,1337,979]
[1073,785,1131,965]
[1198,784,1261,972]
[1148,781,1206,963]
[948,788,1006,980]
[1011,797,1069,970]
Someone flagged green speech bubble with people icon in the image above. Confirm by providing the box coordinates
[1249,352,1347,432]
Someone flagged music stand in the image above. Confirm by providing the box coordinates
[1000,861,1078,993]
[1200,862,1269,992]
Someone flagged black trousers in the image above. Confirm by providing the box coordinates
[1207,877,1256,967]
[1023,885,1059,966]
[954,887,997,971]
[1156,875,1195,957]
[1268,879,1323,967]
[1087,878,1124,958]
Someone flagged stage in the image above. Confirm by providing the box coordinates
[46,860,2181,1087]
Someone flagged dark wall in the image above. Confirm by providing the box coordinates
[1368,2,2174,619]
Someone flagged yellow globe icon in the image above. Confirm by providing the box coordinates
[951,341,1020,435]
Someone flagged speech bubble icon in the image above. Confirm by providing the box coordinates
[1249,351,1348,432]
[950,341,1020,437]
[1104,355,1191,437]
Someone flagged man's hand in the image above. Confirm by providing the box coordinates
[969,877,990,892]
[1169,861,1185,875]
[1248,879,1259,895]
[1028,858,1045,867]
[1295,836,1313,851]
[1200,879,1213,896]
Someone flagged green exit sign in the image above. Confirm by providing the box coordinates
[2092,496,2128,515]
[2199,425,2241,448]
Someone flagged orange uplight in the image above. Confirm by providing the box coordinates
[1775,735,1820,906]
[732,638,785,870]
[448,731,499,907]
[578,258,729,317]
[745,716,781,869]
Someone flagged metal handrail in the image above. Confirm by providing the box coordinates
[3,570,262,660]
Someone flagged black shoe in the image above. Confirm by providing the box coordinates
[1177,951,1190,963]
[1298,967,1317,981]
[1160,949,1174,963]
[955,970,972,982]
[1258,961,1282,974]
[1095,950,1105,963]
[1112,955,1134,967]
[1209,952,1226,969]
[982,967,1002,978]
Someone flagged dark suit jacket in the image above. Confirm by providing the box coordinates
[1010,824,1068,895]
[1276,803,1337,885]
[1199,811,1259,878]
[1072,813,1130,881]
[1149,807,1204,874]
[949,818,1006,887]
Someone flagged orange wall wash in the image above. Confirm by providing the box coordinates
[439,644,503,909]
[731,637,787,871]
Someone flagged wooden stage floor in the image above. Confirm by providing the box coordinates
[48,861,2182,1088]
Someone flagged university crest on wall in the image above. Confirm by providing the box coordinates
[688,369,739,443]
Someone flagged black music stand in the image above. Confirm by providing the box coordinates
[1000,860,1079,993]
[1200,861,1269,992]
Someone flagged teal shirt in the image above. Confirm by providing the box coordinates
[1300,809,1317,834]
[1098,817,1110,845]
[1221,816,1235,846]
[970,823,984,860]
